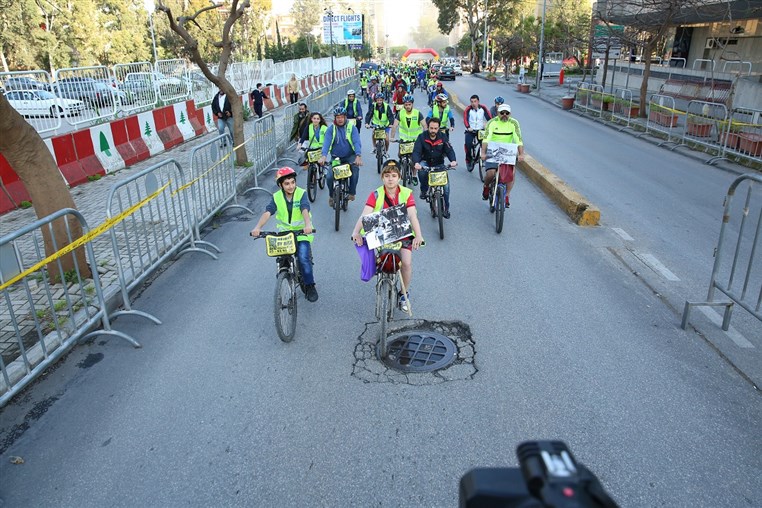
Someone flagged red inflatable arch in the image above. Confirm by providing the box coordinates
[401,48,439,61]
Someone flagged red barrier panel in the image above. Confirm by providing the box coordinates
[153,106,183,150]
[110,119,140,166]
[300,79,308,98]
[72,130,106,178]
[272,84,285,107]
[307,76,315,94]
[0,153,29,211]
[124,115,150,162]
[186,100,204,136]
[51,134,89,187]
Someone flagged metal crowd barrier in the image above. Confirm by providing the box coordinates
[0,209,138,406]
[610,87,638,128]
[112,61,160,115]
[154,58,191,103]
[645,94,681,146]
[188,134,253,248]
[0,70,60,134]
[679,100,728,155]
[720,106,762,165]
[105,159,215,326]
[53,65,119,127]
[682,174,762,331]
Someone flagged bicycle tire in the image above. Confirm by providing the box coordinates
[342,181,349,212]
[467,142,477,173]
[334,186,342,231]
[430,191,437,218]
[376,278,393,360]
[437,194,445,240]
[478,158,485,182]
[318,165,326,189]
[376,140,384,173]
[274,270,297,343]
[307,165,317,202]
[496,185,505,234]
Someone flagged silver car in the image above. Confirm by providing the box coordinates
[6,89,85,117]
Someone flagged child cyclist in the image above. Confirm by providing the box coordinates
[351,160,424,312]
[251,167,318,302]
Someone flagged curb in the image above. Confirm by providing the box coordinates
[450,84,601,226]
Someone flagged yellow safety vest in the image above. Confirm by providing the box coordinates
[274,187,313,243]
[397,109,423,141]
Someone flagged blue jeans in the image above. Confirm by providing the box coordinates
[216,117,234,144]
[326,154,359,198]
[296,240,314,285]
[418,168,451,210]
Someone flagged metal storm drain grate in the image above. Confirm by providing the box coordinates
[383,331,456,372]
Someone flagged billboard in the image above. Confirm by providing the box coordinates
[322,14,363,45]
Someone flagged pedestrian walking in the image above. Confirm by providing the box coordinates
[211,87,233,146]
[250,83,268,118]
[287,74,300,104]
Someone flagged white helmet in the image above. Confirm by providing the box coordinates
[347,89,356,96]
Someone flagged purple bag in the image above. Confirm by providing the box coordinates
[355,241,376,282]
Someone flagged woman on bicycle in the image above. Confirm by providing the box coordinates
[299,112,328,150]
[251,168,318,302]
[351,160,424,312]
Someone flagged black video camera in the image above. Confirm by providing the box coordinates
[460,441,619,508]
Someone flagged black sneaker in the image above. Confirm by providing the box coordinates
[443,210,450,219]
[305,284,318,302]
[419,193,427,200]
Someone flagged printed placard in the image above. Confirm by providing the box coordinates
[486,142,519,165]
[362,204,412,250]
[265,234,296,257]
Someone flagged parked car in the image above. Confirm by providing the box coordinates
[95,78,133,105]
[52,77,114,108]
[5,76,49,91]
[5,89,85,118]
[122,71,186,97]
[453,64,463,76]
[437,65,457,81]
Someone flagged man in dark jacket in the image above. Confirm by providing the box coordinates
[250,83,268,118]
[211,87,233,146]
[412,117,457,218]
[290,102,310,142]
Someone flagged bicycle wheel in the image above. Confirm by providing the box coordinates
[478,158,485,182]
[307,165,317,202]
[437,194,445,240]
[430,191,437,218]
[334,186,342,231]
[496,185,505,234]
[402,159,411,186]
[274,270,297,343]
[376,141,384,173]
[467,143,476,173]
[318,166,326,189]
[376,278,393,360]
[342,180,349,211]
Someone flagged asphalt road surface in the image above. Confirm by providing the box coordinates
[1,76,760,507]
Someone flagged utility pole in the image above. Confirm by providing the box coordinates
[481,0,488,70]
[536,0,547,91]
[325,9,336,82]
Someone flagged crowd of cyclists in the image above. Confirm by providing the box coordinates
[253,61,524,309]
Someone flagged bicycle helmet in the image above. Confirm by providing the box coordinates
[275,167,297,185]
[374,92,385,100]
[347,89,356,95]
[333,106,347,116]
[403,94,414,103]
[494,96,505,105]
[436,81,443,87]
[436,93,448,102]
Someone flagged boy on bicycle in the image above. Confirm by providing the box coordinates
[251,167,318,302]
[351,160,424,312]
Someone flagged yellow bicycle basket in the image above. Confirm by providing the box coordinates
[428,170,448,187]
[333,163,352,180]
[265,233,297,257]
[373,128,387,140]
[399,142,415,155]
[477,130,486,140]
[306,149,322,163]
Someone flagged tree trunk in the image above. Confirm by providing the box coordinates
[0,46,9,74]
[639,43,654,118]
[0,96,90,280]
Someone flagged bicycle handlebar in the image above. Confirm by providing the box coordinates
[419,164,452,171]
[251,229,315,239]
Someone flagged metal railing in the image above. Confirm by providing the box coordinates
[720,106,762,165]
[610,87,638,128]
[645,94,681,145]
[682,174,762,331]
[679,100,728,154]
[0,209,138,406]
[0,70,63,134]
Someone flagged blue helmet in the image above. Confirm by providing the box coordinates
[333,106,347,116]
[494,96,505,105]
[374,92,385,100]
[403,94,414,103]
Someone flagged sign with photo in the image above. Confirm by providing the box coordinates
[485,142,519,165]
[361,204,412,250]
[322,14,363,45]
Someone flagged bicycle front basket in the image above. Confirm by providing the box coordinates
[428,170,448,187]
[399,141,415,155]
[265,233,297,257]
[373,128,387,140]
[333,163,352,180]
[306,149,322,163]
[477,129,486,140]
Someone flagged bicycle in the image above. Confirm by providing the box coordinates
[331,159,352,231]
[393,139,416,187]
[251,229,314,342]
[369,123,388,174]
[487,163,512,234]
[304,148,326,203]
[422,164,453,240]
[466,129,486,182]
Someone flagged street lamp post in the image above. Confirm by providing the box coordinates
[536,0,547,92]
[385,34,389,61]
[149,12,159,64]
[325,9,336,82]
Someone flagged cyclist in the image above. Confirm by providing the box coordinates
[391,83,407,112]
[481,104,524,207]
[428,81,448,106]
[344,89,363,132]
[319,106,363,206]
[390,94,425,185]
[416,66,426,90]
[351,160,424,313]
[250,167,318,302]
[299,112,328,150]
[359,74,368,97]
[367,77,380,109]
[364,93,395,155]
[463,94,492,170]
[412,116,457,218]
[426,93,455,142]
[488,96,523,139]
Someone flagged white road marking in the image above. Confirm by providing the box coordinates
[633,251,681,281]
[612,227,634,241]
[697,306,755,348]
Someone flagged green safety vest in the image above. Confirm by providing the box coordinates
[308,124,327,149]
[360,77,368,87]
[328,124,356,154]
[397,109,423,141]
[372,106,390,127]
[431,104,450,126]
[344,98,360,117]
[274,187,313,243]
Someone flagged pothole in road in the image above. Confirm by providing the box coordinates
[352,320,477,384]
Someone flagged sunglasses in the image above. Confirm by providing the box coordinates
[499,111,510,116]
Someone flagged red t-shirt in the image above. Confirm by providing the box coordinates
[365,186,416,209]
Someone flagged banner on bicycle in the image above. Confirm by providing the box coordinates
[486,142,519,165]
[362,204,412,249]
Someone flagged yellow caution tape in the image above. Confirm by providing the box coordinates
[0,181,171,292]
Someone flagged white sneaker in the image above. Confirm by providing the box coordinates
[398,292,409,312]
